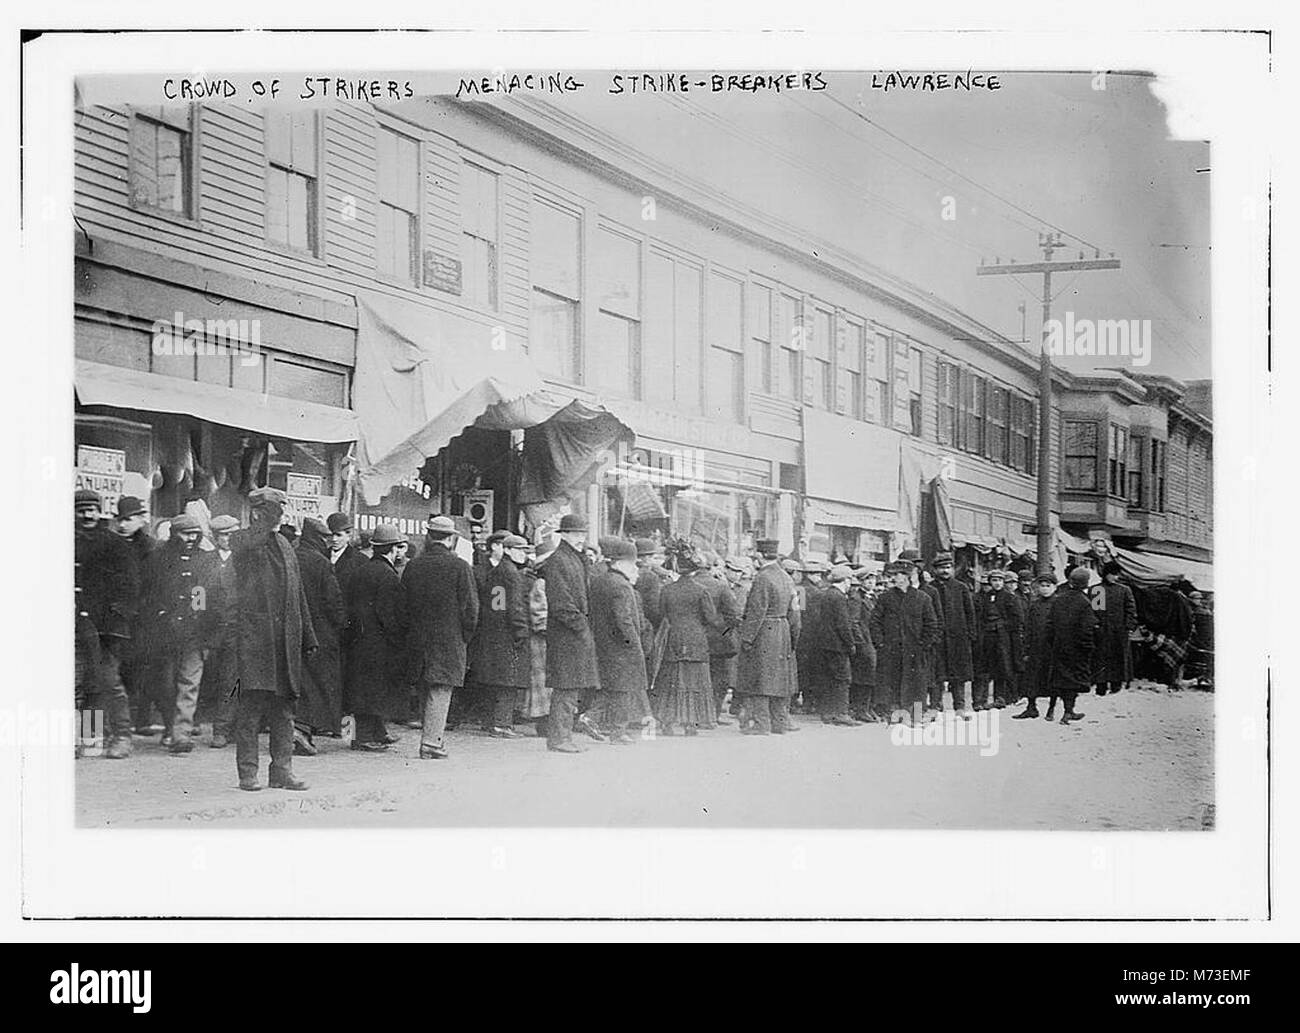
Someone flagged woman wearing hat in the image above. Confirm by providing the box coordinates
[651,539,725,735]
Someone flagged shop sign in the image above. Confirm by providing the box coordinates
[285,473,328,522]
[75,445,125,514]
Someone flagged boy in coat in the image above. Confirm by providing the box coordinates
[1046,567,1100,724]
[868,560,941,724]
[589,539,648,745]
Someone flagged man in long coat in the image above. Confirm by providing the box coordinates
[231,487,317,790]
[700,554,742,724]
[869,560,940,723]
[1013,573,1059,720]
[974,569,1023,709]
[929,552,976,714]
[74,489,138,758]
[1046,567,1100,724]
[1092,560,1137,695]
[293,517,346,752]
[468,531,530,739]
[343,523,407,752]
[588,538,646,745]
[811,565,860,725]
[403,516,479,759]
[846,571,878,721]
[738,540,802,735]
[795,561,828,714]
[537,514,600,752]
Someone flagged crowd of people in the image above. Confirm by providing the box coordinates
[73,485,1214,791]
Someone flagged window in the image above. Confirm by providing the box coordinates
[589,228,641,398]
[937,362,958,445]
[376,127,420,283]
[1010,395,1032,471]
[1109,424,1128,497]
[645,251,702,411]
[265,110,319,254]
[1064,421,1099,490]
[840,320,865,419]
[962,373,986,455]
[908,346,923,436]
[707,272,745,423]
[806,306,833,409]
[461,162,499,309]
[775,293,803,402]
[1151,439,1168,511]
[529,198,582,381]
[887,336,912,432]
[1127,433,1145,506]
[865,332,889,424]
[129,106,193,216]
[748,283,772,394]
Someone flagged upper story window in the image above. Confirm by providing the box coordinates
[806,306,834,410]
[590,227,641,399]
[1064,420,1099,491]
[375,126,421,284]
[706,271,745,424]
[264,110,320,255]
[840,319,866,420]
[129,105,194,217]
[774,292,803,403]
[1151,438,1168,511]
[529,196,582,382]
[1126,432,1146,506]
[461,161,499,310]
[645,250,703,413]
[747,283,773,395]
[937,361,958,446]
[907,346,923,436]
[1108,423,1128,497]
[865,332,889,425]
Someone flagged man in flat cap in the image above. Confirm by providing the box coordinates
[404,515,479,758]
[230,486,317,790]
[1014,573,1060,720]
[974,569,1023,711]
[1045,567,1099,724]
[1092,559,1137,696]
[345,523,408,753]
[869,560,940,724]
[197,514,241,747]
[738,539,802,735]
[137,512,223,752]
[929,552,977,716]
[588,538,646,745]
[74,488,137,758]
[538,513,601,752]
[468,530,529,739]
[810,564,861,726]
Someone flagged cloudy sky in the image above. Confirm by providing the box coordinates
[557,70,1210,381]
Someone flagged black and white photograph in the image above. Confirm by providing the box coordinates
[7,14,1282,934]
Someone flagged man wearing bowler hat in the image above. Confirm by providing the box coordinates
[588,538,646,745]
[230,487,317,790]
[344,522,408,753]
[538,513,601,752]
[404,515,480,758]
[468,530,529,738]
[738,539,802,734]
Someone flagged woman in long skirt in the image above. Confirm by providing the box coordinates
[652,541,724,736]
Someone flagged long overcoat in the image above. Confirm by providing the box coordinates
[1020,592,1056,698]
[1046,585,1099,692]
[869,585,940,707]
[343,553,406,713]
[295,525,345,733]
[589,567,649,697]
[930,576,976,682]
[231,529,318,701]
[469,556,530,689]
[403,539,480,688]
[539,540,600,690]
[975,587,1024,679]
[737,562,801,698]
[659,572,723,664]
[846,588,876,686]
[699,571,741,659]
[1091,580,1137,683]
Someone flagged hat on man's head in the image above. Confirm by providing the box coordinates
[370,523,405,547]
[75,489,102,511]
[1068,566,1093,589]
[326,512,353,534]
[781,558,804,574]
[427,515,456,538]
[725,555,750,573]
[558,513,587,534]
[829,564,854,583]
[170,513,202,534]
[635,537,661,557]
[1101,560,1124,577]
[502,534,528,550]
[604,539,637,563]
[210,515,240,534]
[1018,570,1036,583]
[116,496,146,519]
[932,551,955,568]
[248,486,288,509]
[755,539,780,560]
[1033,573,1057,587]
[898,549,921,562]
[988,568,1008,581]
[597,535,623,557]
[487,529,511,546]
[885,560,914,576]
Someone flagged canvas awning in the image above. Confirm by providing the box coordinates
[75,359,359,442]
[1118,546,1214,592]
[804,497,897,531]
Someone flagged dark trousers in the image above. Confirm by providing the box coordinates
[77,634,133,744]
[547,688,580,747]
[749,695,794,734]
[821,677,851,718]
[197,635,239,737]
[709,656,733,716]
[479,684,517,729]
[850,682,874,714]
[234,690,293,783]
[354,712,388,744]
[577,685,599,716]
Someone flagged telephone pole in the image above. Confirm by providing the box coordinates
[977,233,1120,574]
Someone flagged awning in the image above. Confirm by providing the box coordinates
[804,497,897,531]
[1119,546,1214,592]
[802,408,900,514]
[75,359,359,442]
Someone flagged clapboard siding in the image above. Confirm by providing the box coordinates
[424,136,460,261]
[323,104,377,276]
[499,170,531,334]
